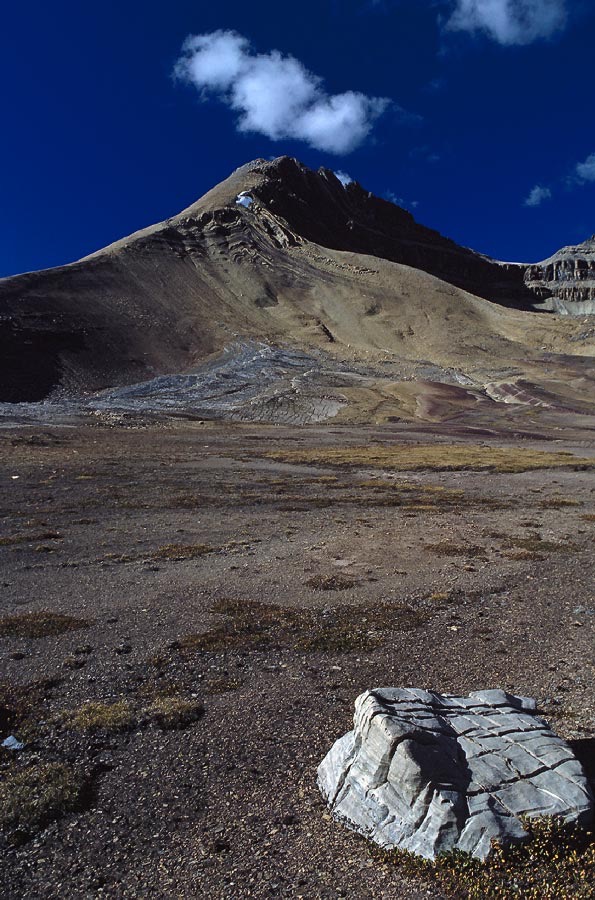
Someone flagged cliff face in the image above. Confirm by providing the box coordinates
[523,237,595,314]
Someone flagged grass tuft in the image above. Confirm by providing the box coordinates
[62,700,134,732]
[306,574,356,591]
[504,536,578,554]
[0,763,84,833]
[149,543,213,561]
[146,695,204,730]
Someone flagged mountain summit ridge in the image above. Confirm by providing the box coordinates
[82,155,592,314]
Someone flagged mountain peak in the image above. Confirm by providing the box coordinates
[0,156,592,403]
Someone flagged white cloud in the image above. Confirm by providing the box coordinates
[334,171,354,186]
[575,153,595,183]
[446,0,567,45]
[524,184,552,207]
[174,31,389,155]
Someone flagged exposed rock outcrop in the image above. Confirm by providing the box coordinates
[318,688,593,860]
[523,236,595,314]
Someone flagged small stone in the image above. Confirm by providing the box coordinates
[94,752,116,771]
[115,643,132,655]
[63,656,85,669]
[211,838,230,853]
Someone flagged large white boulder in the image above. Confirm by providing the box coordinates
[318,688,593,860]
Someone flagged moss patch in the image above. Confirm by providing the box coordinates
[501,549,546,562]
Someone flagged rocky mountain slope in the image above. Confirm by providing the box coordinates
[0,156,592,404]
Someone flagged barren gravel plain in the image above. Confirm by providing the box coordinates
[1,415,594,898]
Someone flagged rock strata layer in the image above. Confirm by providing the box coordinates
[317,688,593,860]
[523,236,595,314]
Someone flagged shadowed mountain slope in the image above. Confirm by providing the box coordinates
[0,157,593,404]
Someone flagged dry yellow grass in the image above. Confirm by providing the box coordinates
[0,763,83,831]
[263,444,593,473]
[0,611,90,639]
[149,543,213,561]
[145,695,204,730]
[376,817,595,900]
[63,700,134,732]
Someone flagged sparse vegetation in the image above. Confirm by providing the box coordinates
[149,543,213,561]
[504,536,578,554]
[0,611,90,639]
[425,542,488,558]
[262,444,593,473]
[204,674,243,694]
[0,531,62,547]
[374,817,595,899]
[306,574,356,591]
[0,676,61,741]
[428,591,452,603]
[146,695,204,730]
[180,597,428,654]
[62,700,134,732]
[0,763,84,833]
[2,421,593,893]
[501,549,545,561]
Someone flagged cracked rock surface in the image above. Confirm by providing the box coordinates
[318,688,593,860]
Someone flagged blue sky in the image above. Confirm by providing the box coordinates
[2,0,595,277]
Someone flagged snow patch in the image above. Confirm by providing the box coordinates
[335,171,353,187]
[235,192,253,208]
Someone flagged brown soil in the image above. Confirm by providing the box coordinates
[0,419,593,898]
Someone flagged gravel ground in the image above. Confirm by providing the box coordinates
[0,420,593,898]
